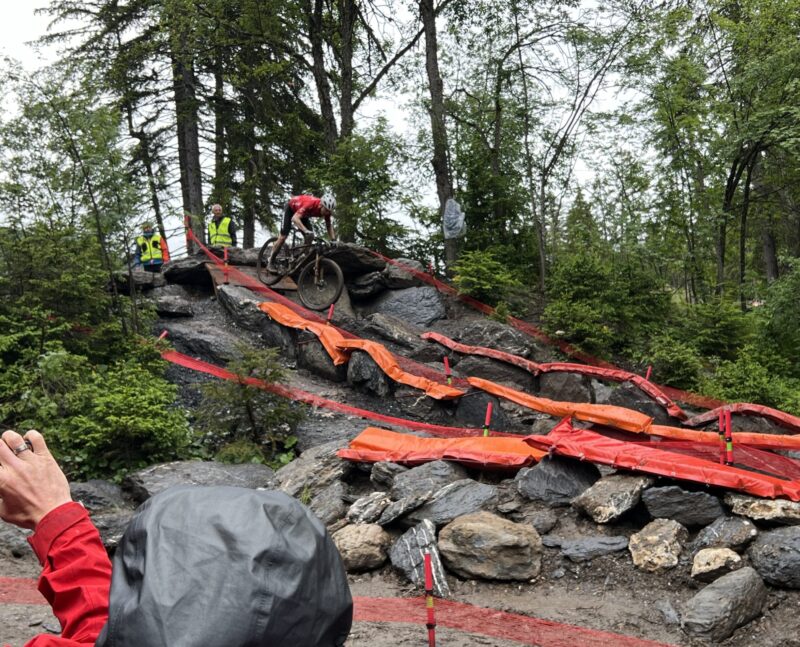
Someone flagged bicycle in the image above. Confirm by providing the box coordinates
[256,229,344,311]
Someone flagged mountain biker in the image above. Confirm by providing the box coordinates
[267,193,337,272]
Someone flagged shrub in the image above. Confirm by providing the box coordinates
[453,249,523,306]
[641,334,704,390]
[680,299,754,361]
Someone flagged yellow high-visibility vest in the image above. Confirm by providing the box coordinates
[137,234,164,262]
[209,217,233,246]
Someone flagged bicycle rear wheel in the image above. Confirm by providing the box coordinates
[257,237,292,286]
[297,257,344,310]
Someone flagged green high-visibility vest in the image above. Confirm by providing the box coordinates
[209,216,233,246]
[137,234,163,262]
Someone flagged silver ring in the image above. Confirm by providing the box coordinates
[12,443,30,456]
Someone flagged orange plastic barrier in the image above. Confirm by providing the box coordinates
[469,377,653,433]
[648,425,800,450]
[422,332,687,420]
[526,420,800,501]
[685,403,800,435]
[338,426,545,469]
[258,302,463,400]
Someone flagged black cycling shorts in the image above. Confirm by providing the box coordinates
[281,202,311,236]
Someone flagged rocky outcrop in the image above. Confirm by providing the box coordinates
[390,460,468,501]
[748,526,800,588]
[346,350,393,397]
[275,441,351,500]
[360,286,446,327]
[629,519,688,572]
[405,479,497,527]
[537,372,592,403]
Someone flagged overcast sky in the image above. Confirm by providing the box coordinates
[0,2,57,70]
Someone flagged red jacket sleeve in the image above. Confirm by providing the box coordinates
[19,502,112,646]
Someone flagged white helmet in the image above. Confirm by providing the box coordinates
[320,193,336,212]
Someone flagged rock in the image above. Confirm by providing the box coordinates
[571,474,654,523]
[730,413,786,435]
[455,320,534,357]
[363,313,424,349]
[346,350,393,397]
[275,440,351,500]
[70,480,131,513]
[681,567,767,641]
[326,243,386,276]
[439,511,542,581]
[453,391,510,431]
[394,387,443,422]
[724,493,800,525]
[293,413,365,453]
[347,271,386,300]
[390,460,468,501]
[590,379,615,405]
[691,516,759,554]
[560,536,629,562]
[655,599,681,626]
[113,268,167,294]
[453,355,533,389]
[389,520,450,597]
[362,286,446,328]
[162,254,213,287]
[216,285,297,354]
[629,519,689,572]
[333,524,393,572]
[309,480,348,526]
[153,294,195,317]
[371,461,408,488]
[691,548,743,582]
[123,460,276,504]
[537,372,592,403]
[377,493,431,526]
[515,456,600,506]
[382,258,424,289]
[92,510,136,552]
[0,524,32,558]
[218,246,259,266]
[529,510,559,535]
[606,383,671,425]
[347,492,392,524]
[297,335,348,382]
[748,526,800,588]
[160,319,244,365]
[405,479,497,527]
[642,486,724,527]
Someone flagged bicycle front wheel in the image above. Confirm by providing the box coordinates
[297,257,344,310]
[257,237,291,286]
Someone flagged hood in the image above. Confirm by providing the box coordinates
[96,485,352,647]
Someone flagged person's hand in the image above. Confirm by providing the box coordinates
[0,430,72,529]
[303,231,315,243]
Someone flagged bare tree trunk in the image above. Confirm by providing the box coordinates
[307,0,339,152]
[738,158,755,311]
[420,0,456,268]
[338,0,356,139]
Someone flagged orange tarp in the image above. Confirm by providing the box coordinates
[469,377,653,433]
[648,425,800,451]
[338,426,545,469]
[258,302,463,400]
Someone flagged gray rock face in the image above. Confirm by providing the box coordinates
[364,286,446,327]
[347,272,385,300]
[162,255,213,286]
[606,383,672,426]
[0,524,32,558]
[389,520,450,597]
[537,372,592,403]
[92,510,136,551]
[748,526,800,588]
[515,456,600,506]
[439,511,542,581]
[390,460,468,501]
[154,294,195,317]
[123,460,276,504]
[371,461,408,488]
[326,243,387,276]
[309,480,348,526]
[692,516,759,555]
[377,493,431,526]
[346,492,392,524]
[333,524,393,572]
[453,391,510,431]
[691,548,743,582]
[363,313,423,349]
[275,440,351,500]
[382,258,425,289]
[571,474,654,523]
[114,268,167,294]
[456,320,534,357]
[629,519,689,572]
[454,355,534,390]
[560,536,629,562]
[346,350,392,397]
[297,335,348,382]
[406,479,498,527]
[216,285,297,355]
[681,567,767,641]
[724,493,800,525]
[161,319,244,365]
[293,413,365,453]
[642,486,724,527]
[70,480,130,513]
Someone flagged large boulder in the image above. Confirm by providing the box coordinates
[377,492,431,526]
[370,461,408,488]
[724,493,800,525]
[308,480,348,526]
[438,511,542,581]
[362,286,446,327]
[297,335,348,382]
[642,486,724,527]
[92,510,137,552]
[405,479,498,527]
[326,243,386,276]
[0,524,32,558]
[346,492,392,524]
[113,268,167,294]
[346,350,393,397]
[453,391,510,431]
[454,320,535,357]
[333,524,393,572]
[216,285,297,354]
[536,372,592,403]
[160,319,244,365]
[70,480,131,513]
[123,460,276,504]
[629,519,688,572]
[389,520,450,597]
[604,382,673,425]
[571,474,654,524]
[681,567,767,641]
[347,271,385,300]
[390,460,468,501]
[515,456,600,506]
[691,516,759,555]
[454,355,534,390]
[275,440,352,500]
[382,258,425,289]
[691,548,743,582]
[162,254,213,287]
[748,526,800,588]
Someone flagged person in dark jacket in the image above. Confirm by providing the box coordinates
[208,203,238,248]
[0,429,353,647]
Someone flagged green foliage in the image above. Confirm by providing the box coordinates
[641,334,704,390]
[760,259,800,376]
[453,249,523,307]
[679,299,754,361]
[194,345,304,466]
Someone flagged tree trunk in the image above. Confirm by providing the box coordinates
[420,0,456,268]
[738,158,755,311]
[763,228,779,283]
[338,0,356,139]
[307,0,338,152]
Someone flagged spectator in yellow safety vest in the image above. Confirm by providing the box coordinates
[208,204,237,248]
[134,222,170,273]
